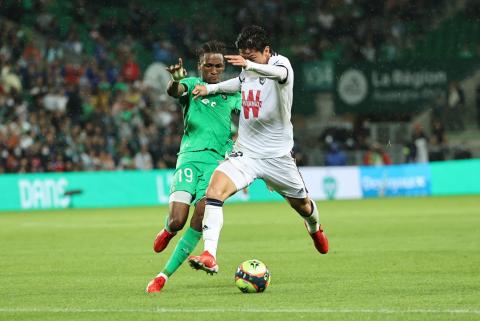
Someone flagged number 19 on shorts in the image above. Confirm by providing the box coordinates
[178,168,193,183]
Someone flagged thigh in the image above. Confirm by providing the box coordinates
[261,154,308,199]
[170,162,201,197]
[215,153,257,191]
[177,151,225,204]
[192,161,218,205]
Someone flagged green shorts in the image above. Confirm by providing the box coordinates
[170,150,224,205]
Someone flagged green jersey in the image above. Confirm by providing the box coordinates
[178,77,241,156]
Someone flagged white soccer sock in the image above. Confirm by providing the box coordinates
[203,204,224,258]
[304,200,320,234]
[156,272,168,281]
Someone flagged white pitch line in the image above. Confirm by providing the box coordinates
[0,307,479,315]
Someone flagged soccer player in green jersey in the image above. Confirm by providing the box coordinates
[146,41,241,293]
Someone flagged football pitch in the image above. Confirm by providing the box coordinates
[0,196,479,321]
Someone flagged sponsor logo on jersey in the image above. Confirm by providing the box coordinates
[200,98,217,107]
[241,90,262,119]
[221,94,227,100]
[259,77,266,85]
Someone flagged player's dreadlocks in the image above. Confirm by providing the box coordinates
[235,25,270,51]
[197,40,226,60]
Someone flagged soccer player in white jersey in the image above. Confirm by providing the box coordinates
[187,26,328,274]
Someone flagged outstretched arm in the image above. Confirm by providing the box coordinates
[192,77,241,98]
[225,55,287,81]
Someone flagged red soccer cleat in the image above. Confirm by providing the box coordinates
[146,275,167,293]
[307,224,329,254]
[188,251,219,275]
[153,229,176,253]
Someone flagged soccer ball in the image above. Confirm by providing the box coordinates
[235,259,271,293]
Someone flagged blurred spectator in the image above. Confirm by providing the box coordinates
[65,85,83,124]
[431,92,446,125]
[360,37,376,62]
[453,146,473,160]
[65,29,83,55]
[63,63,83,86]
[429,120,448,161]
[325,142,347,166]
[446,82,465,131]
[43,38,64,63]
[363,142,392,166]
[458,43,474,59]
[152,39,176,62]
[99,151,116,171]
[22,40,42,63]
[406,123,429,163]
[412,123,428,163]
[122,53,140,83]
[1,65,22,93]
[134,144,153,170]
[43,87,67,113]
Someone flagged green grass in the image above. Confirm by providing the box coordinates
[0,196,479,321]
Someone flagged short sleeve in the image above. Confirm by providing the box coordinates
[178,77,199,105]
[232,92,242,113]
[179,77,197,96]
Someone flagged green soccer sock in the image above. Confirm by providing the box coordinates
[163,227,202,277]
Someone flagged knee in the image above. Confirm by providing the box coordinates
[167,215,186,232]
[290,198,311,216]
[206,185,227,201]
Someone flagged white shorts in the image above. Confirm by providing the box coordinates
[216,152,308,199]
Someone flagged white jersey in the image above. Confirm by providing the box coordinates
[234,54,294,158]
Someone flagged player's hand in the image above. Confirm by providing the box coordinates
[192,85,208,99]
[166,58,187,81]
[225,55,247,68]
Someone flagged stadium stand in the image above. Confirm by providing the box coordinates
[0,17,182,173]
[1,0,479,173]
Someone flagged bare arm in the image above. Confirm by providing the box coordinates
[166,80,186,98]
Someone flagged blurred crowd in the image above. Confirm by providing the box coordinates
[0,20,183,173]
[3,0,447,63]
[0,1,476,174]
[317,118,472,167]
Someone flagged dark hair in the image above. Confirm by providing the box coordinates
[235,25,270,51]
[197,40,226,60]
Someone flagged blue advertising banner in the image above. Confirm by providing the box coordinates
[360,164,431,197]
